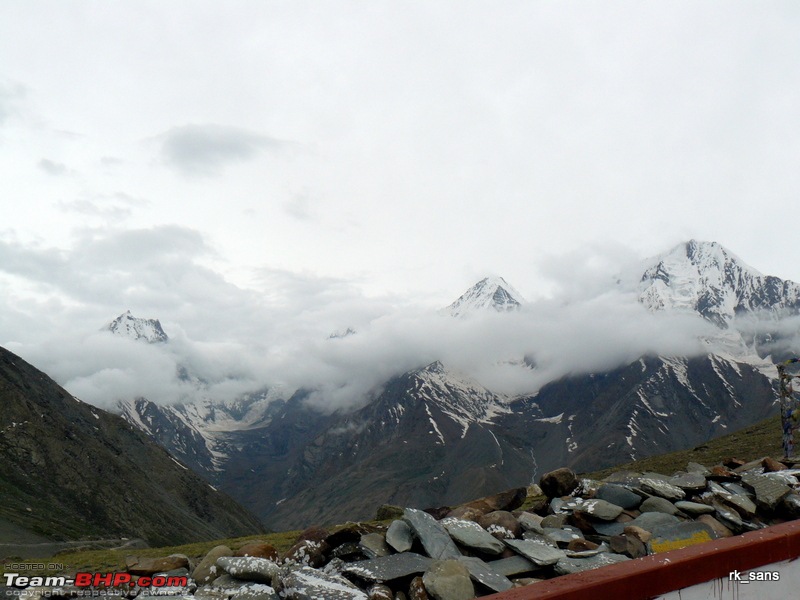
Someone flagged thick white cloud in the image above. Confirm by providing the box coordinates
[1,3,800,409]
[0,226,726,411]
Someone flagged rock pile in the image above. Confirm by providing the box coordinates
[27,457,800,600]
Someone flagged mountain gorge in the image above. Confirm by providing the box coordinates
[102,241,799,529]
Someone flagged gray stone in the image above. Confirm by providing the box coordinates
[281,567,367,600]
[639,478,686,500]
[543,527,583,546]
[708,481,757,518]
[686,462,711,476]
[564,543,607,558]
[323,558,347,576]
[332,542,364,560]
[554,553,630,575]
[540,513,568,529]
[343,553,433,582]
[721,482,753,498]
[647,522,716,554]
[603,470,642,485]
[712,501,743,529]
[404,508,461,559]
[521,532,558,546]
[639,496,680,515]
[764,471,799,486]
[422,560,474,600]
[740,473,792,510]
[504,539,566,566]
[563,498,624,521]
[386,520,414,553]
[630,511,681,532]
[642,472,672,482]
[457,556,513,593]
[781,492,800,517]
[216,557,280,583]
[595,484,642,509]
[592,511,679,537]
[668,472,707,492]
[516,511,544,533]
[733,458,765,473]
[196,576,248,600]
[360,533,391,559]
[674,501,715,515]
[192,546,233,584]
[441,518,505,554]
[485,555,539,577]
[230,583,279,600]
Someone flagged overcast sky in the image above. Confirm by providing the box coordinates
[1,2,798,407]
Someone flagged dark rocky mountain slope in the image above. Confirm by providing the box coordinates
[0,346,264,546]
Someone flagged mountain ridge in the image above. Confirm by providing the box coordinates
[111,239,796,528]
[0,345,264,545]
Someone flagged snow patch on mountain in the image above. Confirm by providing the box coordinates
[410,361,511,438]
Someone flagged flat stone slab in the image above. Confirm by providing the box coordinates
[674,501,715,515]
[422,560,473,600]
[639,478,685,501]
[708,481,757,517]
[713,501,743,529]
[359,533,390,559]
[404,508,461,559]
[593,511,679,537]
[457,556,514,593]
[385,520,413,553]
[543,527,583,545]
[562,498,624,521]
[647,522,716,554]
[230,583,279,600]
[504,539,566,566]
[522,532,558,546]
[741,473,792,510]
[517,512,545,533]
[595,484,642,509]
[281,567,367,600]
[343,553,433,582]
[486,555,540,577]
[640,496,679,515]
[216,557,280,583]
[668,472,707,492]
[554,552,629,575]
[602,470,642,485]
[441,517,506,554]
[687,462,711,476]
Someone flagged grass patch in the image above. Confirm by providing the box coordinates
[585,415,784,480]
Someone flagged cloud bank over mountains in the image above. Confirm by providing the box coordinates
[0,226,736,412]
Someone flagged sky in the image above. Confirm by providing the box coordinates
[1,2,799,408]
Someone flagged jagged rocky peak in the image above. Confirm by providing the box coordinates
[106,310,169,343]
[446,276,525,317]
[639,240,800,326]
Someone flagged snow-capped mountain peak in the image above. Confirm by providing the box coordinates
[639,240,800,326]
[445,276,525,317]
[106,310,169,343]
